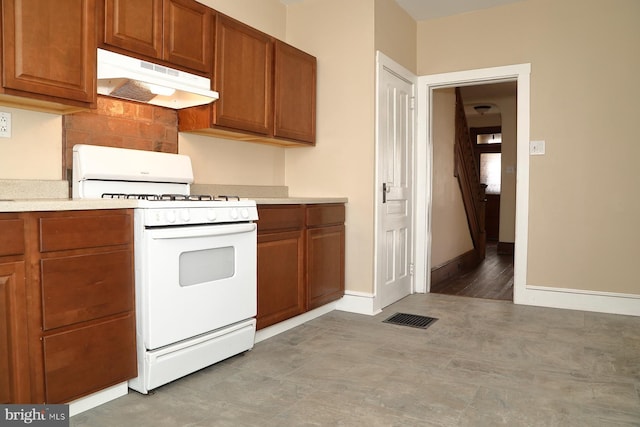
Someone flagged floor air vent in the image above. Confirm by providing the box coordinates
[383,313,438,329]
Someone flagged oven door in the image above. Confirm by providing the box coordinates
[137,222,257,350]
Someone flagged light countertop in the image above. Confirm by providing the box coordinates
[0,180,347,212]
[253,197,347,205]
[0,198,138,212]
[0,197,347,212]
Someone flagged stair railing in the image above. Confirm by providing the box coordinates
[454,88,486,259]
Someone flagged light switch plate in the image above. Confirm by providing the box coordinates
[530,140,545,155]
[0,112,11,138]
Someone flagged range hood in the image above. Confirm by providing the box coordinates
[97,48,219,109]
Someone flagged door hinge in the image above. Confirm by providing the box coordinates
[409,263,415,275]
[410,97,415,110]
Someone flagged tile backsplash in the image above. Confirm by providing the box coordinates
[62,96,178,179]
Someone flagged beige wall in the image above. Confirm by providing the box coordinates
[285,0,376,294]
[418,0,640,295]
[179,134,286,185]
[496,96,517,243]
[431,88,473,266]
[0,107,62,179]
[374,0,416,73]
[197,0,286,39]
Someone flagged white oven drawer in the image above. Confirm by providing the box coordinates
[136,222,257,350]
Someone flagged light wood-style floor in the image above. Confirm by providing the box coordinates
[71,293,640,426]
[430,243,514,301]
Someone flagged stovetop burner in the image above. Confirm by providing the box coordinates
[101,193,241,201]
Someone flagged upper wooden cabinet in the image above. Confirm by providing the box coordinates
[102,0,163,59]
[100,0,213,74]
[212,14,273,136]
[0,0,97,112]
[273,40,316,144]
[179,14,317,147]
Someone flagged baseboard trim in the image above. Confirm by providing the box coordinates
[516,285,640,316]
[335,291,380,315]
[68,382,128,417]
[254,292,383,343]
[255,302,338,343]
[430,249,479,287]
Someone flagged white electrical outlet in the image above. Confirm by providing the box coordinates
[0,112,12,138]
[530,140,545,155]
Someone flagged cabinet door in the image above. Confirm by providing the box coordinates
[103,0,163,59]
[213,14,273,135]
[0,261,30,403]
[257,231,305,329]
[307,225,345,310]
[2,0,96,104]
[163,0,212,73]
[273,40,317,144]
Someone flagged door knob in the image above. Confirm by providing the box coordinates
[382,182,391,203]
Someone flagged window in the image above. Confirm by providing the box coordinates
[480,152,501,194]
[471,126,502,195]
[477,133,502,144]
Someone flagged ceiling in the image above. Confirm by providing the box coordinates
[280,0,525,21]
[393,0,525,21]
[459,82,517,117]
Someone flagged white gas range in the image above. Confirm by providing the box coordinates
[72,144,258,394]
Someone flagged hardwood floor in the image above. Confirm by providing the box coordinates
[431,242,514,301]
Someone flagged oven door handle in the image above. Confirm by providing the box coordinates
[148,223,256,240]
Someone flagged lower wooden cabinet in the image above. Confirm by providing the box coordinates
[0,260,29,404]
[0,209,136,404]
[256,206,305,330]
[0,214,30,404]
[256,204,345,329]
[306,204,345,310]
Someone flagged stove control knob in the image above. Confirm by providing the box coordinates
[207,209,217,222]
[165,210,176,223]
[181,209,191,222]
[230,208,239,220]
[240,208,250,219]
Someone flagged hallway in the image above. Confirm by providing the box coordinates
[430,243,514,301]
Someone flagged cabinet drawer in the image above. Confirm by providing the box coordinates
[41,250,134,330]
[39,212,132,252]
[257,205,304,233]
[0,218,24,257]
[43,313,136,403]
[306,204,345,228]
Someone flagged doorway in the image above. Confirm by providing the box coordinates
[414,63,531,306]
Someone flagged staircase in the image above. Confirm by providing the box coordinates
[454,87,487,260]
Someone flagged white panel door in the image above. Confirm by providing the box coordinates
[376,53,415,309]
